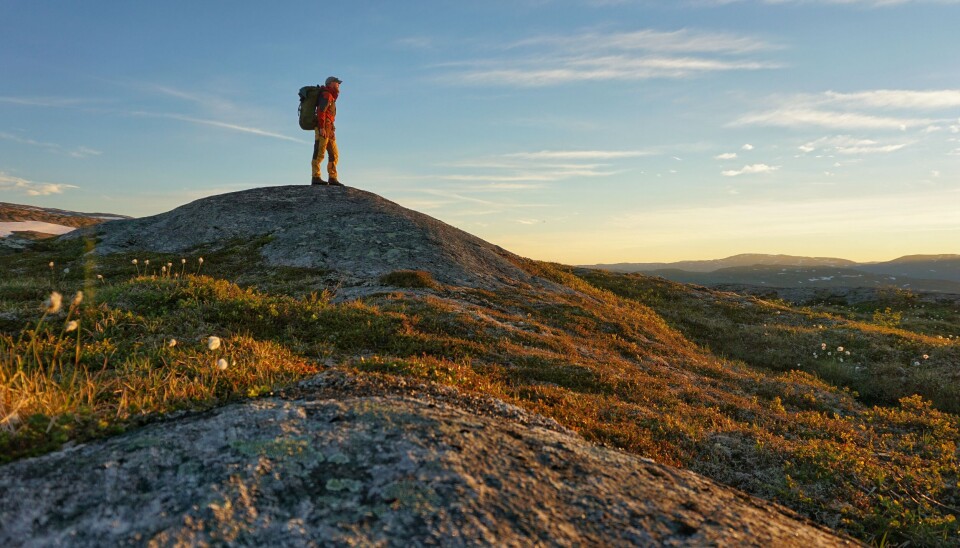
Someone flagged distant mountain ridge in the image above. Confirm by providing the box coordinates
[588,253,858,273]
[856,255,960,282]
[583,253,960,289]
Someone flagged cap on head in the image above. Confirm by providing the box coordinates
[325,76,342,86]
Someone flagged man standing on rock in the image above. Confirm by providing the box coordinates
[311,76,343,186]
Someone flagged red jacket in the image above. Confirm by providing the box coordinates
[317,86,338,137]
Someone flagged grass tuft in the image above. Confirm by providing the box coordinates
[379,269,439,289]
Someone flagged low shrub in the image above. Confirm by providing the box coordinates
[379,269,439,289]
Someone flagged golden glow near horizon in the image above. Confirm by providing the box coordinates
[477,188,960,265]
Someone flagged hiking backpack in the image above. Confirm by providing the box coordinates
[298,85,328,131]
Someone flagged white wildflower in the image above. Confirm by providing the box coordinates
[207,336,221,351]
[821,343,827,350]
[63,267,70,274]
[42,292,63,314]
[96,274,103,280]
[48,261,54,269]
[181,258,187,264]
[132,259,138,265]
[923,354,929,360]
[144,259,150,266]
[913,361,921,366]
[217,358,229,371]
[71,291,83,307]
[168,339,177,348]
[198,257,204,264]
[65,320,78,332]
[837,346,844,352]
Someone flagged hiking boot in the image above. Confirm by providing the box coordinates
[311,177,327,185]
[327,178,344,186]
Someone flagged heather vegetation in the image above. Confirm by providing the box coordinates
[2,238,959,546]
[576,269,960,414]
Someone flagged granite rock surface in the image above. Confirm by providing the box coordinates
[0,371,857,547]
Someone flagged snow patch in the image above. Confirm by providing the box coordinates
[0,221,76,237]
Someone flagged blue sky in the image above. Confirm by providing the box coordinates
[1,1,958,264]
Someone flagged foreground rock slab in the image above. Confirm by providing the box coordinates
[0,374,855,547]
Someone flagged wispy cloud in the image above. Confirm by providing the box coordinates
[395,36,435,50]
[412,188,550,209]
[510,28,776,54]
[70,147,103,158]
[435,174,558,183]
[799,135,911,154]
[0,173,77,196]
[714,152,738,160]
[443,56,780,87]
[504,149,655,160]
[130,112,306,143]
[1,86,299,144]
[0,132,102,158]
[0,96,98,108]
[822,89,960,110]
[431,149,648,186]
[436,28,781,86]
[433,167,617,183]
[733,106,933,130]
[135,83,211,104]
[721,163,780,176]
[733,89,958,130]
[129,81,305,142]
[129,82,245,117]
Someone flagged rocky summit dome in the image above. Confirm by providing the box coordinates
[83,185,542,290]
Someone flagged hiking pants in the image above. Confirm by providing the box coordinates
[312,128,338,180]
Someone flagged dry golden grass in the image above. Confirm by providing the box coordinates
[1,242,959,545]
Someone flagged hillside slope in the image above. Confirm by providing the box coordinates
[2,185,957,545]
